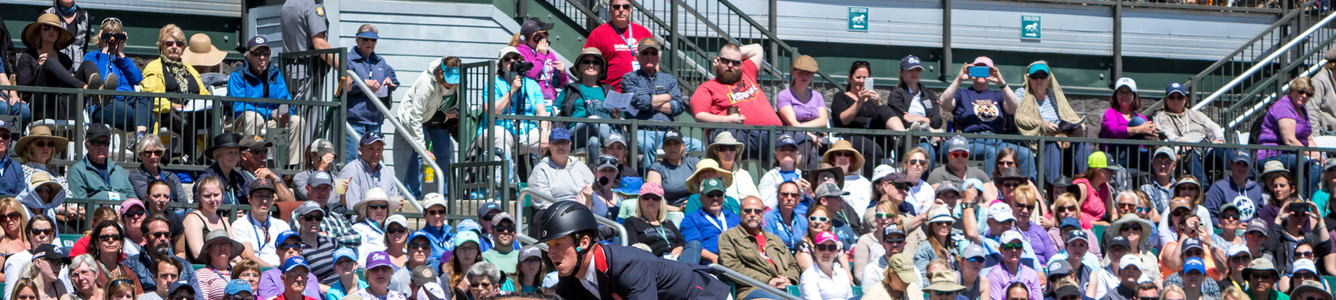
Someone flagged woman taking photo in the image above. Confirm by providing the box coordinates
[776,55,828,169]
[1258,77,1325,195]
[623,183,692,262]
[799,231,854,300]
[83,17,149,135]
[646,130,699,212]
[61,254,101,300]
[1157,176,1211,248]
[143,24,211,161]
[1015,61,1089,186]
[831,61,895,177]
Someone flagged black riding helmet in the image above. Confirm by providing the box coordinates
[538,201,600,243]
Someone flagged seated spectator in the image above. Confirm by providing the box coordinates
[415,193,453,260]
[64,204,136,257]
[9,279,40,300]
[914,205,960,273]
[1205,150,1263,227]
[1290,280,1334,300]
[526,127,593,203]
[17,171,66,231]
[124,213,200,298]
[719,196,799,300]
[830,60,894,177]
[1269,201,1331,278]
[289,171,358,247]
[382,215,410,268]
[1311,48,1336,134]
[690,43,784,160]
[1160,180,1214,248]
[16,125,66,187]
[865,253,927,300]
[1241,258,1281,300]
[584,155,626,219]
[409,266,445,299]
[68,124,135,200]
[683,158,736,214]
[854,201,900,283]
[1106,214,1159,283]
[1259,77,1324,194]
[228,35,304,163]
[1072,151,1118,229]
[391,232,437,293]
[922,270,972,300]
[142,181,184,255]
[620,38,701,164]
[17,14,101,121]
[143,24,212,161]
[900,148,935,215]
[799,231,855,299]
[393,55,460,197]
[237,137,295,204]
[291,202,338,287]
[0,199,21,279]
[1009,186,1056,266]
[482,212,519,274]
[707,131,759,206]
[777,55,828,169]
[982,154,1039,205]
[230,178,290,267]
[464,261,503,299]
[326,248,365,300]
[65,254,102,300]
[341,132,398,211]
[1214,204,1249,249]
[624,182,695,261]
[0,123,19,196]
[1161,235,1225,284]
[351,188,394,266]
[1316,162,1336,218]
[941,57,1031,180]
[763,181,808,250]
[343,24,399,162]
[2,215,56,297]
[928,136,991,189]
[512,18,567,104]
[128,137,186,203]
[680,178,739,264]
[199,133,248,204]
[1099,77,1158,171]
[556,47,614,152]
[474,203,505,252]
[485,46,549,168]
[183,177,236,263]
[257,231,321,300]
[195,229,242,300]
[1103,255,1146,300]
[17,244,71,298]
[1155,83,1227,185]
[513,245,546,294]
[757,134,806,210]
[1283,257,1326,293]
[1015,61,1088,186]
[225,279,255,300]
[987,230,1042,300]
[646,130,700,211]
[1166,257,1221,300]
[824,141,872,221]
[1139,147,1178,216]
[890,55,944,134]
[957,244,991,298]
[87,220,139,292]
[797,203,843,271]
[443,230,482,296]
[814,182,859,248]
[112,277,145,300]
[1258,161,1302,224]
[230,260,262,297]
[860,223,916,292]
[83,17,147,135]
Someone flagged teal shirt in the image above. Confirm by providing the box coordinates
[483,247,520,274]
[1312,190,1330,218]
[555,84,606,120]
[326,278,368,300]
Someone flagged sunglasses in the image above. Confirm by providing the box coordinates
[580,59,603,65]
[36,186,54,194]
[1295,251,1316,258]
[357,37,377,43]
[884,237,905,244]
[387,227,407,234]
[875,212,894,219]
[40,24,59,31]
[502,54,522,62]
[1121,225,1142,232]
[163,40,185,48]
[808,216,829,223]
[147,231,171,239]
[98,234,123,242]
[717,57,743,67]
[714,146,737,152]
[741,208,765,215]
[1014,204,1034,210]
[278,242,303,251]
[611,3,632,10]
[1297,90,1315,97]
[1028,73,1049,80]
[90,139,111,147]
[998,160,1017,167]
[1057,205,1077,212]
[1001,182,1021,189]
[303,214,324,222]
[933,291,957,296]
[950,151,969,158]
[907,159,928,166]
[1231,255,1252,263]
[250,49,272,57]
[814,243,839,251]
[30,227,53,236]
[495,225,516,233]
[34,140,57,148]
[779,192,801,198]
[1251,273,1275,280]
[369,203,389,210]
[705,192,725,198]
[140,150,165,157]
[966,256,986,263]
[1000,242,1024,251]
[409,242,432,250]
[2,212,20,221]
[1220,213,1240,221]
[470,281,493,288]
[247,149,268,155]
[426,209,447,216]
[833,152,855,157]
[1136,207,1152,213]
[101,32,127,42]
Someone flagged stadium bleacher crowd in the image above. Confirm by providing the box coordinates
[2,0,1336,299]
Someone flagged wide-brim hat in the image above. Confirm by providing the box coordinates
[822,140,865,174]
[686,159,733,194]
[804,163,845,189]
[353,188,399,215]
[205,133,244,159]
[1291,280,1334,300]
[22,14,74,50]
[707,131,746,163]
[1105,214,1154,246]
[182,33,227,67]
[1261,160,1292,182]
[16,125,68,157]
[196,229,244,263]
[569,47,608,81]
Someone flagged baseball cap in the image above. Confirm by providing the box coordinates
[701,178,727,195]
[1166,83,1187,97]
[412,265,437,287]
[118,199,145,216]
[1292,259,1320,275]
[989,202,1016,223]
[1063,229,1089,244]
[794,55,819,72]
[1119,254,1143,270]
[520,245,544,262]
[776,134,798,149]
[1107,236,1132,250]
[307,139,336,156]
[241,135,273,149]
[1154,147,1176,161]
[1246,219,1269,236]
[417,282,447,300]
[1028,63,1050,76]
[901,55,924,71]
[32,244,69,264]
[423,193,446,210]
[947,135,970,154]
[294,201,324,218]
[1114,77,1138,94]
[663,130,684,143]
[1059,217,1081,230]
[935,181,962,196]
[1000,230,1025,244]
[519,17,554,39]
[1054,285,1080,299]
[1227,244,1251,258]
[86,123,111,140]
[386,215,410,230]
[280,257,310,273]
[333,247,358,264]
[365,250,394,270]
[1087,151,1123,172]
[872,165,896,183]
[276,230,300,245]
[244,35,269,53]
[0,119,13,134]
[962,243,986,260]
[972,56,994,67]
[308,171,334,187]
[814,231,839,246]
[883,224,906,237]
[1181,238,1204,252]
[248,178,277,194]
[454,230,481,248]
[359,131,385,146]
[490,212,515,228]
[169,282,196,296]
[1230,149,1252,166]
[477,202,502,220]
[355,30,380,40]
[408,231,431,245]
[549,127,572,143]
[225,279,253,296]
[888,253,919,284]
[595,155,619,170]
[815,182,848,198]
[1048,259,1073,277]
[1183,257,1206,274]
[637,37,663,53]
[604,132,627,147]
[640,182,665,198]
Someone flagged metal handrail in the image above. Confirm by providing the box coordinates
[707,0,845,93]
[1225,59,1329,129]
[345,122,423,211]
[516,234,548,250]
[518,186,628,246]
[1191,11,1336,111]
[708,264,803,300]
[345,70,445,199]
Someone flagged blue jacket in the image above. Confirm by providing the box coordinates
[679,208,739,255]
[762,208,807,251]
[417,224,455,262]
[0,155,23,196]
[122,252,205,300]
[227,61,291,118]
[82,52,143,92]
[553,243,730,300]
[346,48,399,126]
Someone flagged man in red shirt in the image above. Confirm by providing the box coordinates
[691,43,791,159]
[583,0,652,91]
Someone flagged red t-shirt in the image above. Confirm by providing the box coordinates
[754,232,775,266]
[690,60,782,126]
[584,22,653,92]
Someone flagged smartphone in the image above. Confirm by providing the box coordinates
[863,78,875,91]
[969,66,991,78]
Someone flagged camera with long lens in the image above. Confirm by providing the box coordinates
[506,60,535,81]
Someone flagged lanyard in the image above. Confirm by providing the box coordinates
[654,224,671,245]
[705,213,726,231]
[612,25,636,57]
[249,215,271,252]
[366,220,384,235]
[206,265,230,281]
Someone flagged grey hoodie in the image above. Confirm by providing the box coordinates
[526,156,595,209]
[17,171,67,221]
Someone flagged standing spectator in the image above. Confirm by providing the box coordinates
[987,230,1042,300]
[231,178,291,267]
[1154,83,1227,184]
[257,231,322,300]
[341,132,399,210]
[279,0,337,100]
[720,196,800,300]
[1014,61,1088,185]
[799,231,855,300]
[42,0,93,68]
[777,55,827,169]
[0,120,23,196]
[291,139,335,201]
[1099,77,1158,171]
[200,133,249,205]
[513,18,568,104]
[830,60,895,177]
[690,43,783,159]
[1310,48,1336,134]
[584,0,651,91]
[680,178,740,264]
[16,13,100,122]
[351,188,396,265]
[646,130,700,210]
[1258,77,1324,195]
[228,36,305,164]
[292,202,339,286]
[128,137,187,203]
[344,24,399,162]
[68,124,135,200]
[395,56,459,198]
[85,17,149,135]
[143,24,211,162]
[940,56,1031,179]
[194,230,242,300]
[620,38,701,164]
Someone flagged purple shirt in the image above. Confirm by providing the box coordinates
[516,44,570,102]
[776,88,825,124]
[986,263,1043,300]
[1258,96,1312,159]
[1099,108,1148,139]
[258,267,323,300]
[1019,222,1057,266]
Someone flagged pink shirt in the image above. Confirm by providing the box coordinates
[1074,178,1108,229]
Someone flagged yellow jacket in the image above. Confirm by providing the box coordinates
[142,58,209,115]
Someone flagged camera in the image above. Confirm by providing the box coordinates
[1288,202,1312,214]
[507,60,535,80]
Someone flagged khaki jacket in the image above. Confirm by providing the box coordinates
[718,226,802,298]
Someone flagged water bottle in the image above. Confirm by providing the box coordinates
[424,142,435,183]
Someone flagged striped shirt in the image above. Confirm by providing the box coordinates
[291,204,361,247]
[300,236,340,286]
[195,266,230,300]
